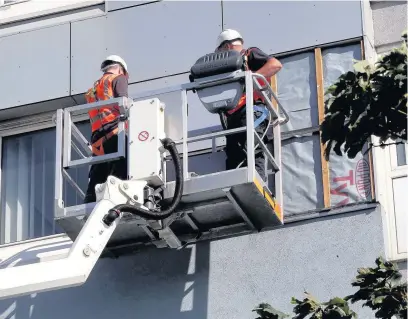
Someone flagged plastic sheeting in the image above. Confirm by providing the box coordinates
[322,44,373,206]
[277,52,319,133]
[271,135,324,216]
[272,51,323,215]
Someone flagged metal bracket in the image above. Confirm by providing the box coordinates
[157,227,183,249]
[223,187,257,231]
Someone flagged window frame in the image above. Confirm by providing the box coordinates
[372,137,408,262]
[0,111,88,246]
[386,141,407,261]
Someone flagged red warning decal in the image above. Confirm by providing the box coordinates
[138,131,149,142]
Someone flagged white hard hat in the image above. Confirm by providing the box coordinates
[101,55,128,74]
[216,29,243,49]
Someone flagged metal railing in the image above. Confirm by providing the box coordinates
[54,71,289,219]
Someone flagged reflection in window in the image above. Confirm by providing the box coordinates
[0,122,91,245]
[396,142,407,166]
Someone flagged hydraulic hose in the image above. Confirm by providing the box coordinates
[104,137,184,223]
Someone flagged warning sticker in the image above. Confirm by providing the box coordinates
[138,131,149,142]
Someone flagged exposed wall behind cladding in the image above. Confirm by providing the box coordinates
[70,0,222,95]
[0,207,384,319]
[279,135,324,215]
[277,51,318,133]
[222,1,363,55]
[322,43,373,206]
[0,23,70,109]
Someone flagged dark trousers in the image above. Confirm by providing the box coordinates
[225,104,270,181]
[84,134,128,204]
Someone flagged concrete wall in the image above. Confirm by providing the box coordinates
[0,205,388,319]
[371,0,407,53]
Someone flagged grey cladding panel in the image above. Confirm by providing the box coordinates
[71,1,222,93]
[71,16,109,95]
[277,135,324,215]
[0,24,70,109]
[222,1,362,54]
[107,1,221,82]
[277,52,318,132]
[322,44,373,206]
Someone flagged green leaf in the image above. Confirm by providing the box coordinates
[320,31,407,160]
[353,60,371,74]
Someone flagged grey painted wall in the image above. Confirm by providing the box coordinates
[0,206,387,319]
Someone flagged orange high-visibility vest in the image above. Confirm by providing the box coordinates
[226,48,270,115]
[85,73,122,133]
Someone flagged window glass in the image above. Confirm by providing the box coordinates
[0,122,90,244]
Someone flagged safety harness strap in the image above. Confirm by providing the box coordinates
[253,105,269,129]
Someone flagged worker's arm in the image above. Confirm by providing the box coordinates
[112,75,129,98]
[247,47,282,78]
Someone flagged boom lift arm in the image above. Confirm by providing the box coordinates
[0,135,183,300]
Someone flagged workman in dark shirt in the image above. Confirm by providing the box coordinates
[215,29,283,182]
[83,55,129,203]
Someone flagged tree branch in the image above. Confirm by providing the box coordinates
[363,141,406,155]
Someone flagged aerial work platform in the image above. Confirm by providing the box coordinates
[55,68,289,254]
[0,50,290,299]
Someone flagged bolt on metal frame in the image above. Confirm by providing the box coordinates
[54,71,289,223]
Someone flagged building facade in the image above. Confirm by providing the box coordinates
[0,1,406,318]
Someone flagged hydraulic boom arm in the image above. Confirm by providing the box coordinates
[0,177,147,300]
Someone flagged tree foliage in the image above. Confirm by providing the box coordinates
[253,303,289,319]
[253,257,407,319]
[345,257,407,319]
[320,31,407,160]
[291,293,357,319]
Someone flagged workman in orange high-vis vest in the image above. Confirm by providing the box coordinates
[215,29,283,181]
[83,55,129,203]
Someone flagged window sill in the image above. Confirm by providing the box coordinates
[0,233,70,249]
[0,0,105,26]
[0,234,72,269]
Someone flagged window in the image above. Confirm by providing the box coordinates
[268,41,374,217]
[0,119,90,245]
[374,139,408,261]
[396,142,407,167]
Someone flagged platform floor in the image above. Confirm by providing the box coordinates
[55,168,282,256]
